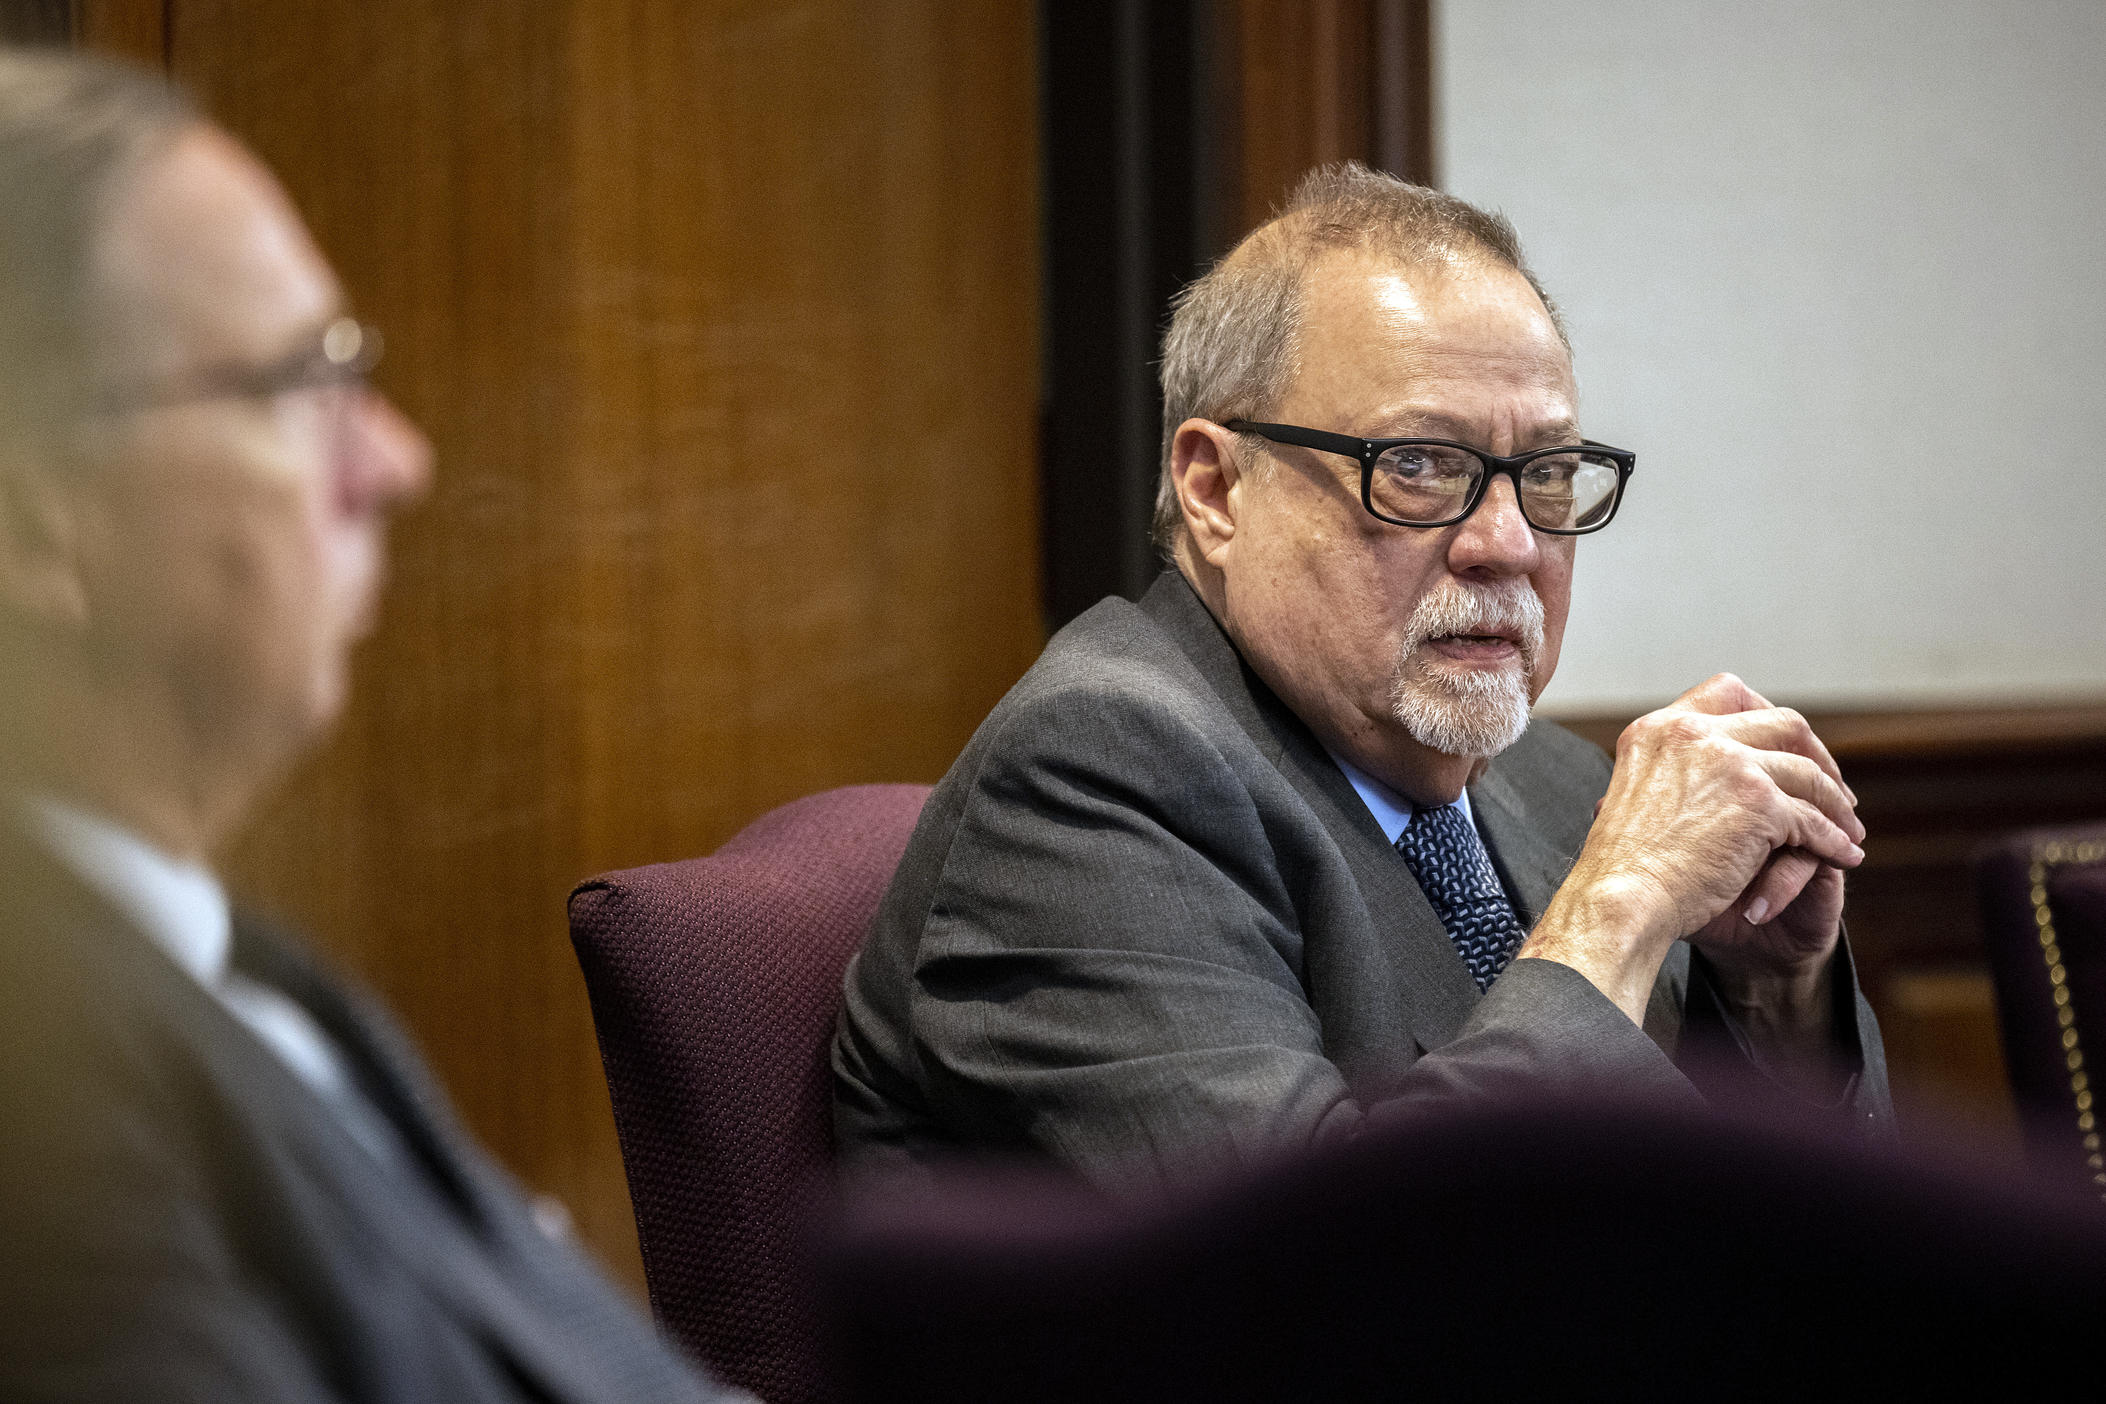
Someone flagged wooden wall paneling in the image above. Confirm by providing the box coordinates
[558,0,1043,859]
[1230,0,1370,232]
[1223,0,1435,236]
[1369,0,1435,187]
[0,0,72,45]
[73,0,163,66]
[158,0,1042,1291]
[166,0,617,1269]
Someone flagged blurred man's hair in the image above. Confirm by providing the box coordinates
[1153,161,1566,554]
[0,47,193,457]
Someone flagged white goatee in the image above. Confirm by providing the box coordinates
[1388,578,1544,758]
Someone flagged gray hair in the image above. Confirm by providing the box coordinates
[1152,161,1565,553]
[0,47,194,456]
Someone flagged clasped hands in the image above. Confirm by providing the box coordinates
[1525,674,1864,1036]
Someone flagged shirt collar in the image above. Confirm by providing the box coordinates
[1328,753,1472,845]
[13,794,232,988]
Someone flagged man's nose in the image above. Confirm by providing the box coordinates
[1445,471,1540,577]
[341,389,433,511]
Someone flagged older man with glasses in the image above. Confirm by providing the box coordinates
[835,162,1893,1193]
[0,50,746,1402]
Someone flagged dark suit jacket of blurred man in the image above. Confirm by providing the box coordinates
[834,572,1894,1189]
[0,824,736,1403]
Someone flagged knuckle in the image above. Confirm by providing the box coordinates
[1623,708,1679,751]
[1727,766,1771,805]
[1660,712,1708,746]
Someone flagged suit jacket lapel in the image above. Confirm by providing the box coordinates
[1277,725,1485,1050]
[231,919,488,1221]
[1138,572,1484,1050]
[1469,761,1579,928]
[229,919,633,1404]
[3,823,679,1404]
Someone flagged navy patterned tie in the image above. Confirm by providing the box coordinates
[1393,803,1527,990]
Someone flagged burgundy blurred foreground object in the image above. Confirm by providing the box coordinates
[1979,821,2106,1202]
[569,784,931,1404]
[826,1096,2106,1402]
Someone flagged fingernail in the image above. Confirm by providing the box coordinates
[1744,897,1770,924]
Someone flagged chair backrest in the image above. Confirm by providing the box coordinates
[1978,821,2106,1203]
[569,783,931,1404]
[824,1096,2106,1402]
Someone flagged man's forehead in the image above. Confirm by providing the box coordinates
[1300,251,1556,352]
[1289,251,1576,421]
[93,125,341,374]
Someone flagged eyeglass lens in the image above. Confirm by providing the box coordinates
[1370,444,1622,530]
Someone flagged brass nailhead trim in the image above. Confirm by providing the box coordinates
[2031,839,2106,1202]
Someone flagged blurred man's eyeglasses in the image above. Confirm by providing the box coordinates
[90,316,382,417]
[1224,418,1636,535]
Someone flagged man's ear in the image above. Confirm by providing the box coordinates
[0,458,91,631]
[1170,418,1248,567]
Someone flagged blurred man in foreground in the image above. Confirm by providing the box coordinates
[836,164,1893,1191]
[0,50,741,1402]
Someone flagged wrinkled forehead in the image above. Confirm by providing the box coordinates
[89,123,340,379]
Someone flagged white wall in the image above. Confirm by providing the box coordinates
[1439,0,2106,714]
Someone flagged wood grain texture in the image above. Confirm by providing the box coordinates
[1368,0,1434,187]
[159,0,1041,1292]
[1231,0,1371,232]
[72,0,162,65]
[1881,969,2021,1160]
[1223,0,1435,234]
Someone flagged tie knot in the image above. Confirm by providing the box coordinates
[1407,801,1476,846]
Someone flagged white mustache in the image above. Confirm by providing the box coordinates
[1400,579,1545,669]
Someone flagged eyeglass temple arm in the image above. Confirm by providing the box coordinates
[1223,420,1373,460]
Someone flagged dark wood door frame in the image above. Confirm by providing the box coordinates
[1037,0,1435,629]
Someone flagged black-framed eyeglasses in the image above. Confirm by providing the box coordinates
[90,316,383,417]
[1225,419,1635,535]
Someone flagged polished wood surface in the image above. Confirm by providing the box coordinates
[86,2,1041,1290]
[1368,0,1434,188]
[1223,0,1435,233]
[72,0,162,65]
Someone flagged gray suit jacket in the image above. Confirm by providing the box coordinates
[834,572,1893,1188]
[0,827,745,1404]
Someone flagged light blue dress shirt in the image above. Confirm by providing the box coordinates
[16,794,401,1166]
[1329,752,1473,843]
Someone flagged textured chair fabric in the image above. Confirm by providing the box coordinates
[1979,821,2106,1203]
[824,1096,2106,1402]
[569,783,931,1404]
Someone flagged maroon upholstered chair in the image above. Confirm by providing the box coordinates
[568,783,931,1404]
[1979,821,2106,1203]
